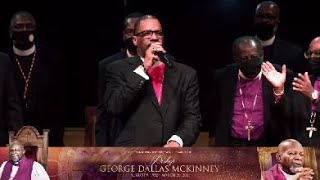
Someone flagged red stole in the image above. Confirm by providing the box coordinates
[1,156,33,180]
[148,63,165,105]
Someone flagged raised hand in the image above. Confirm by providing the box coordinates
[261,61,286,93]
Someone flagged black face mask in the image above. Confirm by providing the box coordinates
[12,30,35,50]
[124,37,136,55]
[255,23,275,40]
[309,60,320,76]
[239,57,263,78]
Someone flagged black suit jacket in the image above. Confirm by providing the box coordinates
[267,37,306,74]
[98,50,128,102]
[0,52,23,145]
[96,56,201,146]
[209,64,291,146]
[96,50,128,146]
[291,75,320,146]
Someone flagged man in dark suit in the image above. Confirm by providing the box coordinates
[291,37,320,146]
[96,15,201,147]
[4,11,66,146]
[254,1,306,74]
[0,52,23,146]
[209,36,291,146]
[97,12,143,146]
[98,12,144,101]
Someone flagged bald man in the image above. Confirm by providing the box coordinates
[290,37,320,146]
[262,139,314,179]
[0,141,49,180]
[209,36,291,146]
[253,1,306,74]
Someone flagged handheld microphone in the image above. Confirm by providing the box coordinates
[154,52,173,68]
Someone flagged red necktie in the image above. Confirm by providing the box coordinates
[148,63,165,105]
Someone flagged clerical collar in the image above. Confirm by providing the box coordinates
[238,70,262,80]
[13,45,36,56]
[257,35,275,46]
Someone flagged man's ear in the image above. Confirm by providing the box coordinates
[132,36,138,46]
[276,152,281,162]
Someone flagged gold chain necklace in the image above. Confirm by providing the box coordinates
[238,75,261,141]
[14,50,36,100]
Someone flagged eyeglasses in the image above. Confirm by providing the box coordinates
[135,30,164,38]
[304,50,320,59]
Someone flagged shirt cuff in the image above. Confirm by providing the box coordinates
[312,90,319,104]
[273,88,284,103]
[167,135,183,147]
[134,65,149,80]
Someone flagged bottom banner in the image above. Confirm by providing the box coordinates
[0,147,319,179]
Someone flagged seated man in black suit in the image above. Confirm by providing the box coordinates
[96,15,201,147]
[209,36,291,146]
[254,1,306,74]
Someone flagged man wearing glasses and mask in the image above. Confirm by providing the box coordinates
[209,36,292,146]
[3,11,66,146]
[291,37,320,146]
[96,15,201,147]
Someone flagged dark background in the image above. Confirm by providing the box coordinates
[0,0,319,130]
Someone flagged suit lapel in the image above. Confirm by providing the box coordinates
[160,64,178,117]
[225,65,238,127]
[147,81,160,112]
[262,76,272,134]
[127,57,168,114]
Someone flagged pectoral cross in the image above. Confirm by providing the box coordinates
[306,125,317,138]
[245,121,254,141]
[307,112,317,138]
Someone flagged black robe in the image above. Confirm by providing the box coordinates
[4,45,66,146]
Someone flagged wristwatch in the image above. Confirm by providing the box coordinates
[311,90,319,102]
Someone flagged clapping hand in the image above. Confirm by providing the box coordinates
[295,167,314,180]
[292,72,314,99]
